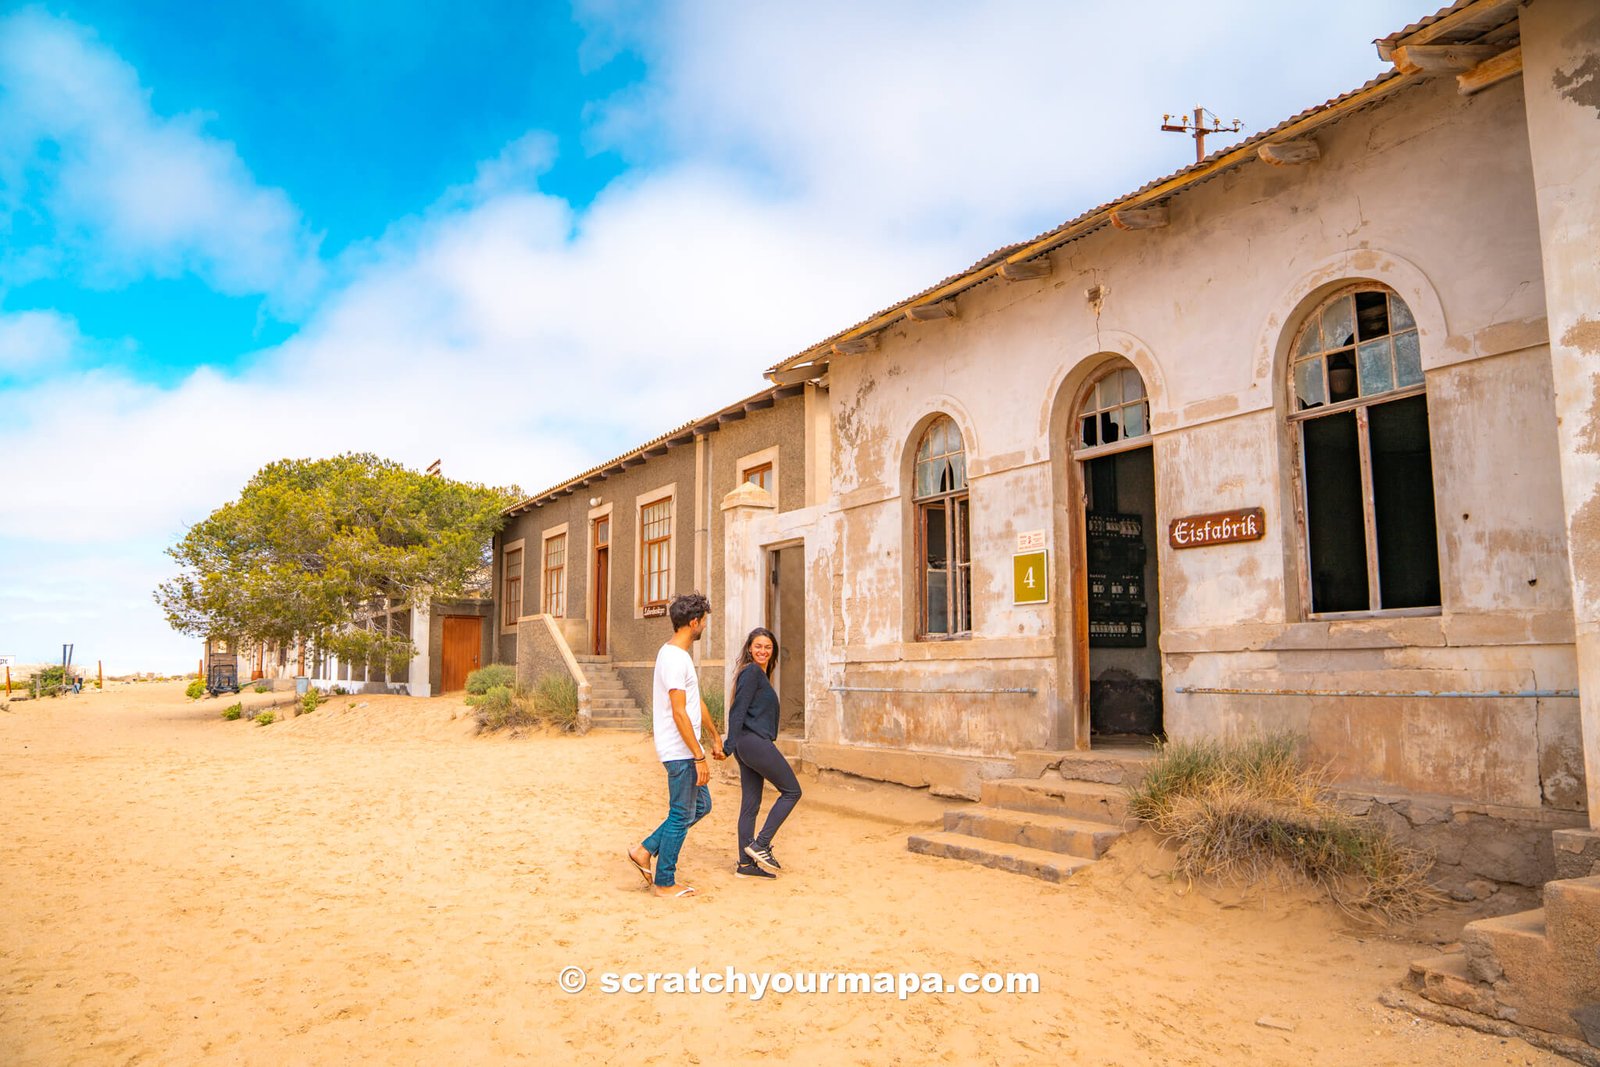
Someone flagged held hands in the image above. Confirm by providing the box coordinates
[708,736,726,762]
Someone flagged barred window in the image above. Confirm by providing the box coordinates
[641,498,672,607]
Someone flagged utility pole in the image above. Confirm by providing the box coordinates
[1161,106,1244,163]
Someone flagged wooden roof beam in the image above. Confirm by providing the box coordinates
[999,258,1052,281]
[1110,205,1169,231]
[1258,139,1321,166]
[1377,0,1520,61]
[905,299,957,322]
[743,396,775,412]
[1392,42,1503,74]
[716,409,747,425]
[1458,45,1522,95]
[830,337,877,357]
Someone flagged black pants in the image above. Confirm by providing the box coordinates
[734,734,802,862]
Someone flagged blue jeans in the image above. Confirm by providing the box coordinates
[642,759,712,887]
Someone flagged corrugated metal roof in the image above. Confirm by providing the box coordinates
[504,382,801,516]
[1376,0,1519,53]
[768,67,1422,375]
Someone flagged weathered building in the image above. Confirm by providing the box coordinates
[494,383,827,726]
[734,0,1599,893]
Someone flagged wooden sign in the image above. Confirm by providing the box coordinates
[1013,550,1049,604]
[643,603,668,619]
[1169,507,1265,549]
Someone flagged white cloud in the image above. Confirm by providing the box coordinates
[0,309,81,373]
[0,9,323,304]
[0,0,1427,672]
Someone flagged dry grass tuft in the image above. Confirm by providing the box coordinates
[1127,733,1439,924]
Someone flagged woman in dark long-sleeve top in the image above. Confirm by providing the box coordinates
[723,627,801,878]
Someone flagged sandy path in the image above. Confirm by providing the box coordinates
[0,683,1565,1065]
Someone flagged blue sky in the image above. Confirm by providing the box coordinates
[0,0,1428,672]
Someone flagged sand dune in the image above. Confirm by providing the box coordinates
[0,683,1564,1065]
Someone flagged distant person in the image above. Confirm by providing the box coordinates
[71,676,82,694]
[627,592,724,899]
[723,626,801,879]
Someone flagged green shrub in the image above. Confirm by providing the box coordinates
[256,711,276,726]
[221,703,243,721]
[253,684,270,694]
[26,665,67,698]
[330,685,348,696]
[185,677,206,700]
[465,663,516,695]
[469,684,540,732]
[300,688,325,715]
[528,673,580,731]
[1126,733,1436,923]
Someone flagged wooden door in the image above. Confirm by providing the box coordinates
[441,615,482,692]
[592,517,610,655]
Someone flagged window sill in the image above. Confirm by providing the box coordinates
[1306,606,1441,622]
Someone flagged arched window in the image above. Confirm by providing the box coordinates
[1077,365,1149,451]
[914,415,970,636]
[1289,286,1439,614]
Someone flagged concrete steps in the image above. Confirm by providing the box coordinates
[908,747,1154,884]
[906,831,1096,884]
[576,656,645,732]
[1403,874,1600,1044]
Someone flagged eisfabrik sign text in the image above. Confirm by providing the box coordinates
[1168,507,1265,549]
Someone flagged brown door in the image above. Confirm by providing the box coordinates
[441,615,482,692]
[592,517,610,655]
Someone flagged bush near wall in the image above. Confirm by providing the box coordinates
[465,663,516,696]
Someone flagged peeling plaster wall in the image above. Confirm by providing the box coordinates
[814,74,1583,811]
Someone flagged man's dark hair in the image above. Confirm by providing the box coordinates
[668,592,711,630]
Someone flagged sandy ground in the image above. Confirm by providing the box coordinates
[0,683,1570,1066]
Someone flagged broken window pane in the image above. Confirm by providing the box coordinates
[1122,401,1147,439]
[1295,358,1326,410]
[1081,415,1098,449]
[1321,296,1355,351]
[1296,320,1323,359]
[1369,395,1440,609]
[1358,338,1394,396]
[1394,330,1423,387]
[1355,290,1390,341]
[1327,350,1359,403]
[1100,409,1121,444]
[1303,410,1369,612]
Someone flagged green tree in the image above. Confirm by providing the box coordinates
[156,454,519,670]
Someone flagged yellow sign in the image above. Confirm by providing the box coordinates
[1013,550,1049,605]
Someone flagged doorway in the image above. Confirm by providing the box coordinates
[764,543,808,738]
[592,516,610,656]
[441,615,483,692]
[1070,362,1163,742]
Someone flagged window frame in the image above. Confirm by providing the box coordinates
[737,445,780,503]
[912,415,972,640]
[635,484,677,615]
[501,539,525,628]
[1286,284,1439,619]
[542,527,568,617]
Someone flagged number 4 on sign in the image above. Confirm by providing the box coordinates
[1013,550,1049,605]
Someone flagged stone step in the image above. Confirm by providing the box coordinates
[1545,874,1600,949]
[907,831,1096,884]
[980,778,1130,824]
[588,696,639,709]
[1402,953,1500,1017]
[943,807,1123,859]
[1463,908,1548,986]
[1015,748,1156,787]
[573,655,611,664]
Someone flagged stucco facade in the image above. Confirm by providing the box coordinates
[729,3,1599,876]
[493,385,815,712]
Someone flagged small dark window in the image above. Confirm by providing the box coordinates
[914,416,971,636]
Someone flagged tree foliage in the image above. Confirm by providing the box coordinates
[157,454,520,668]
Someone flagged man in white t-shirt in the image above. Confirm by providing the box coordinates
[627,592,724,898]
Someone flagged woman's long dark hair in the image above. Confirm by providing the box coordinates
[735,627,779,678]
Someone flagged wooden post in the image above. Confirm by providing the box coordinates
[97,661,103,690]
[5,666,10,697]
